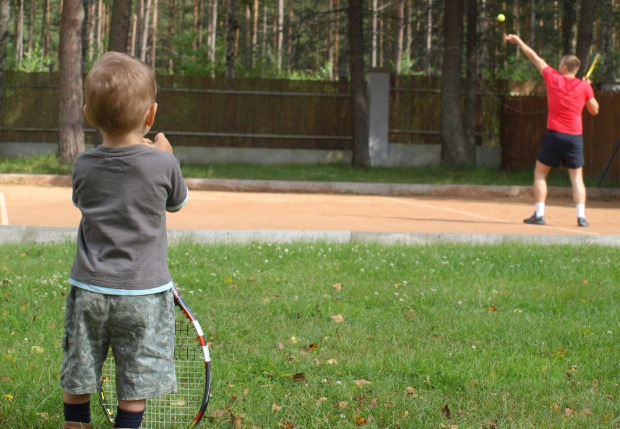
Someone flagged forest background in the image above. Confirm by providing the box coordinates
[0,0,617,166]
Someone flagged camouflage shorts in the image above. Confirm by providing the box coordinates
[60,287,177,400]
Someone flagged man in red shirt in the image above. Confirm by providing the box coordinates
[505,34,599,227]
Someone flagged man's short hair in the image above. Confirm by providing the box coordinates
[560,55,581,74]
[84,52,157,135]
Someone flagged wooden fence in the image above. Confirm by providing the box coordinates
[0,71,506,150]
[1,70,619,183]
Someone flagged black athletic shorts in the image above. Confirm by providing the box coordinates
[536,130,584,169]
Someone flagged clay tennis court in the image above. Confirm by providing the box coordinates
[2,177,620,239]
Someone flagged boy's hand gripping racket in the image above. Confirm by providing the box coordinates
[99,285,212,428]
[585,53,601,80]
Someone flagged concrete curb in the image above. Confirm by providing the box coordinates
[1,225,619,247]
[3,173,620,199]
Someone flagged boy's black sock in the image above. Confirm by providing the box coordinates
[63,401,91,423]
[114,407,144,428]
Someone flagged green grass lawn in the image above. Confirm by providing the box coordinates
[0,153,605,187]
[1,242,619,428]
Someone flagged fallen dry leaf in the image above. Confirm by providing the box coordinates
[232,415,244,428]
[441,404,452,419]
[333,283,342,291]
[354,379,372,387]
[482,419,498,428]
[276,342,284,350]
[489,304,497,314]
[277,423,294,428]
[565,408,573,417]
[335,401,349,409]
[330,314,344,323]
[405,386,417,395]
[303,342,319,351]
[272,403,282,412]
[292,372,306,382]
[440,425,459,429]
[30,346,44,354]
[326,359,338,365]
[355,416,368,426]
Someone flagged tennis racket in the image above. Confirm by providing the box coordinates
[585,53,601,80]
[99,285,212,428]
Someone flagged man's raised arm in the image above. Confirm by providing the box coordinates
[504,34,548,74]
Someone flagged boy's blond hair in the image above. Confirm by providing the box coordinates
[84,52,157,135]
[560,55,581,75]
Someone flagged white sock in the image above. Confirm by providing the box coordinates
[577,204,586,218]
[535,202,545,217]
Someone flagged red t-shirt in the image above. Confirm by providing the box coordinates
[543,66,594,135]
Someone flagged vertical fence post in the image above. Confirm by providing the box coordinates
[366,71,390,167]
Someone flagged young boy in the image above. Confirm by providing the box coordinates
[60,52,188,429]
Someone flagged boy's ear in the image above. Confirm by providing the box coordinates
[145,103,158,127]
[83,105,95,126]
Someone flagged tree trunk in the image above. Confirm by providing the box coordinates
[277,0,284,70]
[226,0,238,77]
[574,0,595,78]
[347,0,369,167]
[192,0,198,49]
[251,0,258,67]
[151,0,158,67]
[81,0,89,70]
[392,0,404,75]
[198,0,204,46]
[463,0,477,151]
[85,0,95,61]
[440,0,470,165]
[529,0,535,48]
[424,0,432,75]
[108,0,132,52]
[287,0,294,70]
[27,0,34,53]
[561,0,577,55]
[41,0,50,57]
[404,0,412,59]
[96,0,103,53]
[59,0,85,163]
[14,0,23,64]
[139,0,152,62]
[371,0,377,67]
[333,0,339,77]
[599,0,615,82]
[167,0,174,69]
[0,0,10,122]
[261,3,266,72]
[208,0,217,74]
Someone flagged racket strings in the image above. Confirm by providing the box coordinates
[142,316,207,427]
[101,313,208,428]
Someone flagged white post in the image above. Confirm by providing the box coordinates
[367,71,390,167]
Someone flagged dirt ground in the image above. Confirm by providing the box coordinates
[2,183,620,237]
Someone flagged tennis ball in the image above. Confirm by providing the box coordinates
[497,13,506,22]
